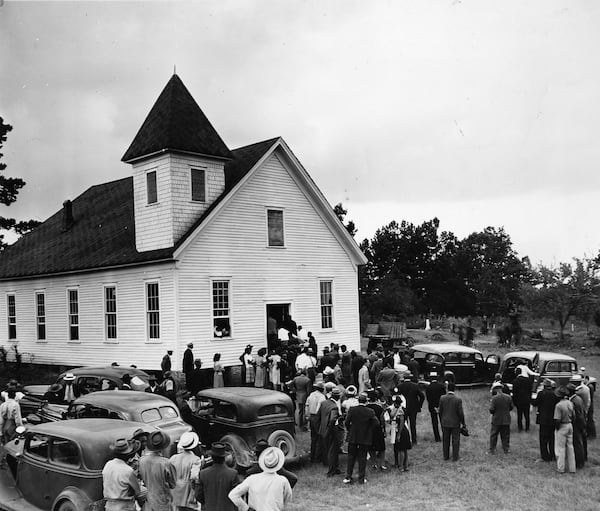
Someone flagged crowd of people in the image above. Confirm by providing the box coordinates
[1,333,597,509]
[102,429,293,511]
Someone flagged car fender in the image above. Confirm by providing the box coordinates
[219,434,253,469]
[52,486,93,511]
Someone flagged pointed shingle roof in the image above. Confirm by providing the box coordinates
[121,74,232,162]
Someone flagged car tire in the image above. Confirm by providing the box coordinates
[267,430,296,457]
[56,499,77,511]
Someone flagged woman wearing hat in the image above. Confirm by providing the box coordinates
[138,431,176,511]
[169,432,203,511]
[228,447,292,511]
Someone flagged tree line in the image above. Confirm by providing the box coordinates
[335,204,600,340]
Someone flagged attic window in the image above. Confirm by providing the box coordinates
[191,168,206,202]
[146,171,158,204]
[267,209,284,247]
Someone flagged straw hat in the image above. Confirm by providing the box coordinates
[258,446,285,473]
[177,432,199,451]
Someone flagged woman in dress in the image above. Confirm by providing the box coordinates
[269,349,282,390]
[384,394,411,470]
[254,348,267,388]
[213,353,224,388]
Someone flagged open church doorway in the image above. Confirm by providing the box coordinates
[266,303,290,351]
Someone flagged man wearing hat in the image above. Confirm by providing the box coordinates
[161,350,173,376]
[228,447,292,511]
[305,381,326,462]
[488,382,513,454]
[61,373,79,403]
[553,385,575,473]
[102,438,145,511]
[533,379,559,461]
[196,442,240,511]
[145,374,160,394]
[245,439,298,488]
[290,369,311,431]
[567,383,586,468]
[318,387,343,476]
[169,432,203,511]
[343,393,379,484]
[138,431,176,511]
[512,367,533,432]
[182,343,194,376]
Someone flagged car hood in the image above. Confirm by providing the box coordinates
[23,384,51,397]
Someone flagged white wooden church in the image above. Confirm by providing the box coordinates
[0,75,366,370]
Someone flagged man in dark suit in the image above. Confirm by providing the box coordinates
[533,379,559,461]
[438,382,465,461]
[397,375,425,444]
[489,383,513,453]
[512,367,533,431]
[196,442,240,511]
[343,393,379,484]
[425,375,446,442]
[145,374,161,394]
[318,388,342,476]
[182,343,194,376]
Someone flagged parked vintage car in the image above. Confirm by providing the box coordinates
[20,366,151,416]
[410,343,500,386]
[1,419,157,511]
[189,387,297,469]
[35,390,191,455]
[499,351,596,399]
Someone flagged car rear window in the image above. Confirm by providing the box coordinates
[130,376,146,388]
[545,361,576,373]
[141,408,162,423]
[51,438,80,466]
[159,406,179,419]
[214,401,236,420]
[257,404,288,417]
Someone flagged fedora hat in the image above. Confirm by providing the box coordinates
[111,438,140,457]
[63,373,76,382]
[258,446,285,473]
[346,385,357,396]
[177,432,199,451]
[208,442,228,458]
[146,430,171,452]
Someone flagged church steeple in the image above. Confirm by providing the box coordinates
[123,75,230,252]
[122,74,231,163]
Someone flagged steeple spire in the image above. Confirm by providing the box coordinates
[121,74,231,163]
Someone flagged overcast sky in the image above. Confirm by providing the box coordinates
[1,0,599,266]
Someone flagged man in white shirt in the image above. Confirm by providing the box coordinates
[228,447,292,511]
[295,348,317,374]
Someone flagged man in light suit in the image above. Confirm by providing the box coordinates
[438,382,465,461]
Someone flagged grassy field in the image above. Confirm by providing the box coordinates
[3,330,600,510]
[288,334,600,511]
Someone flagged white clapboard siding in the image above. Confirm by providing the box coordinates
[176,150,361,366]
[0,263,180,370]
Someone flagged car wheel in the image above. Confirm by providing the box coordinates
[57,500,77,511]
[267,430,296,457]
